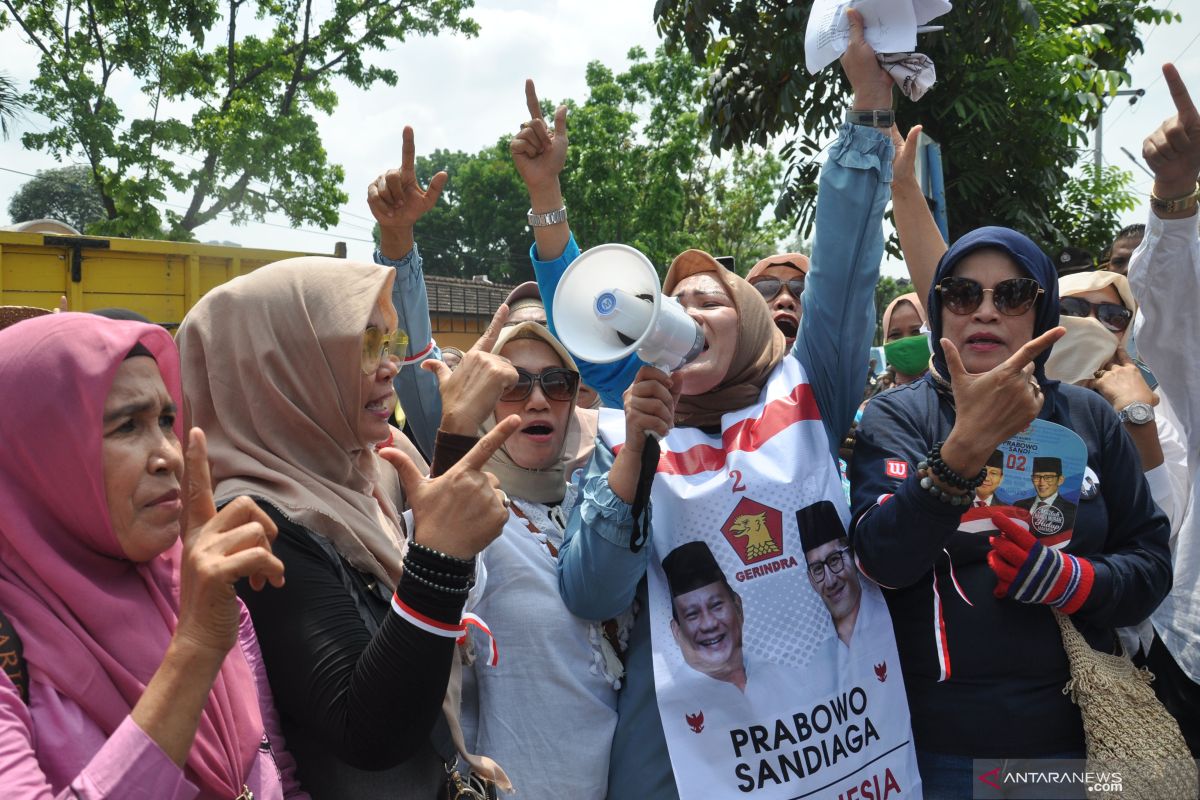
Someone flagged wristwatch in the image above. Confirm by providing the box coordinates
[1149,184,1199,215]
[527,206,568,228]
[846,109,895,128]
[1118,402,1155,425]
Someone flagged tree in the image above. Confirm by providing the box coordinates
[8,165,107,230]
[0,71,24,139]
[654,0,1176,251]
[1047,164,1138,257]
[690,149,791,268]
[2,0,477,239]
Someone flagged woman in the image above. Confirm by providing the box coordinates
[746,252,809,350]
[849,227,1173,796]
[0,313,304,799]
[882,292,930,385]
[177,258,515,798]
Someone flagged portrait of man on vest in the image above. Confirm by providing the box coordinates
[663,541,747,691]
[976,450,1006,507]
[1014,456,1078,537]
[799,501,862,648]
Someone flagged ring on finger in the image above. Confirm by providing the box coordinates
[519,121,531,131]
[1093,368,1106,379]
[498,490,511,509]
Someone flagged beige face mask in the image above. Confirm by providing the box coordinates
[1044,314,1120,385]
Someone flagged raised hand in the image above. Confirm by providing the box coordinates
[425,302,519,435]
[175,428,284,657]
[367,126,448,258]
[840,8,894,111]
[510,79,568,196]
[941,327,1065,466]
[380,415,522,560]
[892,124,924,186]
[1143,64,1200,203]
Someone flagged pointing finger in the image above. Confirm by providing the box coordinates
[401,126,416,174]
[472,303,511,352]
[1004,327,1065,372]
[1164,63,1198,123]
[183,428,217,541]
[525,79,544,121]
[458,414,522,473]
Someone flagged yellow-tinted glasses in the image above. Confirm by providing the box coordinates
[362,327,408,375]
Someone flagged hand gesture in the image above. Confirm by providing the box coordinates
[510,79,568,194]
[380,416,522,560]
[942,327,1065,455]
[367,126,448,232]
[1085,348,1157,411]
[175,429,284,657]
[840,8,894,111]
[622,366,679,453]
[425,302,519,436]
[891,124,924,187]
[1143,64,1200,201]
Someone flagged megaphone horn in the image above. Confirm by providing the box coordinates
[552,243,704,373]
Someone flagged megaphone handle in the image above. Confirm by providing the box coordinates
[628,433,659,553]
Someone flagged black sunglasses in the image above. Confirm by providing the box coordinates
[936,276,1044,316]
[750,275,806,302]
[500,366,580,403]
[1059,297,1132,332]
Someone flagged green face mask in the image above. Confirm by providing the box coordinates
[884,334,931,377]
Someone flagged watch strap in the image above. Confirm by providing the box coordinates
[527,206,568,228]
[1118,402,1155,425]
[846,109,895,128]
[1149,184,1199,215]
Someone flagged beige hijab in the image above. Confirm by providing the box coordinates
[484,321,593,503]
[882,292,928,339]
[664,250,786,427]
[1058,270,1138,315]
[177,257,407,589]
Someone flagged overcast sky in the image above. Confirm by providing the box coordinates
[1,0,1196,278]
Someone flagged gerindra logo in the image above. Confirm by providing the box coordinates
[721,497,784,565]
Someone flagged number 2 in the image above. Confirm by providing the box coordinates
[729,470,746,493]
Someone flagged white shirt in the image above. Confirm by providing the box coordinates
[1128,212,1200,682]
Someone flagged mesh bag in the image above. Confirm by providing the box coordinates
[1054,610,1197,799]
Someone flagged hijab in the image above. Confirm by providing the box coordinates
[1044,271,1137,385]
[484,321,586,504]
[747,252,810,280]
[926,227,1061,387]
[664,249,786,427]
[177,257,408,589]
[882,292,927,339]
[0,313,262,798]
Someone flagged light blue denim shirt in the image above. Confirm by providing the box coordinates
[374,244,443,458]
[548,123,894,800]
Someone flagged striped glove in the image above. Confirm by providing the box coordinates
[987,509,1094,614]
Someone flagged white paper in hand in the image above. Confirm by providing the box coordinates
[804,0,952,74]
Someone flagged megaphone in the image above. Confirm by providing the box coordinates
[552,243,704,372]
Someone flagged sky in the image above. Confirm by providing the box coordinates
[0,0,1196,280]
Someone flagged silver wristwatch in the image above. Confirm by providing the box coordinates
[527,206,568,228]
[1118,402,1155,425]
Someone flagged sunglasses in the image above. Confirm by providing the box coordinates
[362,327,409,375]
[1059,297,1132,332]
[935,276,1044,316]
[750,275,806,302]
[500,366,580,403]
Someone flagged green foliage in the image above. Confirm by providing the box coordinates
[1047,163,1138,258]
[397,47,790,282]
[2,0,477,239]
[0,71,24,139]
[7,165,107,231]
[654,0,1176,250]
[873,275,913,346]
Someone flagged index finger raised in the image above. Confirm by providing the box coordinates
[401,126,416,174]
[471,302,510,353]
[183,427,217,539]
[456,414,522,473]
[1003,326,1065,371]
[1164,63,1198,121]
[525,79,544,121]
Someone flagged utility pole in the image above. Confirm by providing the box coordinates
[1095,88,1146,170]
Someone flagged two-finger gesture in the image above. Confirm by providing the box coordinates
[1144,64,1200,199]
[176,428,284,657]
[427,303,519,435]
[380,416,522,560]
[510,79,568,193]
[942,327,1065,450]
[367,126,448,231]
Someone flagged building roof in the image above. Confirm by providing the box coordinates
[425,275,516,316]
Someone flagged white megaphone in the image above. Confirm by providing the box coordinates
[552,243,704,373]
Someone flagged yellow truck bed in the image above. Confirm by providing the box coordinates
[0,230,331,328]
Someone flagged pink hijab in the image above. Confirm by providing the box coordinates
[0,313,262,798]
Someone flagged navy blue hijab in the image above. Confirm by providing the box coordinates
[926,226,1061,388]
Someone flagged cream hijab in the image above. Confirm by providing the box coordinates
[177,257,407,588]
[664,249,786,427]
[484,321,591,504]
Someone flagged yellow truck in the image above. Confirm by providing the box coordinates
[0,220,340,328]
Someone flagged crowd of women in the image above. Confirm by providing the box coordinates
[1,9,1198,800]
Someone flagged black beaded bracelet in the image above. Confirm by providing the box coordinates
[403,557,471,585]
[916,465,975,508]
[923,441,987,492]
[401,562,473,596]
[408,539,474,569]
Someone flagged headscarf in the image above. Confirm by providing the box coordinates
[663,249,786,427]
[1058,270,1137,316]
[1044,271,1137,385]
[0,313,262,798]
[927,227,1061,387]
[484,321,585,504]
[747,252,810,280]
[177,258,407,589]
[882,292,927,339]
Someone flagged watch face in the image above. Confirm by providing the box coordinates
[1127,404,1153,424]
